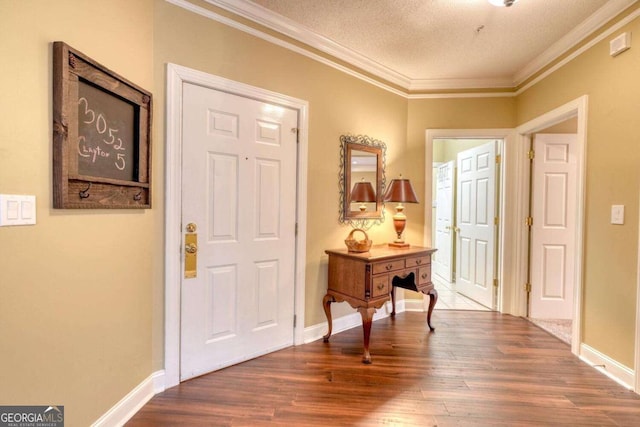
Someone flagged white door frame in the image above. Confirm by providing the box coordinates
[425,129,512,313]
[636,200,640,392]
[513,95,588,356]
[164,63,308,388]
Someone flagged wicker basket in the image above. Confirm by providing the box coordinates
[344,228,372,253]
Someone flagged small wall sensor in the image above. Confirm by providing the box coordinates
[610,32,631,57]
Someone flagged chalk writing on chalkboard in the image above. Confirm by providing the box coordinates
[77,81,137,182]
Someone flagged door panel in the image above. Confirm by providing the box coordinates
[434,161,455,282]
[530,134,577,319]
[455,141,496,308]
[180,83,297,380]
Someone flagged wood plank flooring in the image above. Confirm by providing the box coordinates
[127,311,640,426]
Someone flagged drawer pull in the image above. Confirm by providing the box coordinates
[416,259,422,265]
[377,283,385,290]
[385,264,393,271]
[421,273,428,280]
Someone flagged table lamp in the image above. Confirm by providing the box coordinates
[384,175,418,248]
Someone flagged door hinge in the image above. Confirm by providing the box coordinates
[525,216,533,227]
[494,216,499,226]
[293,314,297,328]
[496,154,501,164]
[525,283,532,293]
[493,278,499,288]
[295,222,298,236]
[528,149,535,160]
[291,127,300,143]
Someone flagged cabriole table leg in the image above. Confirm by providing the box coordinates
[322,293,335,342]
[358,307,376,364]
[426,288,438,331]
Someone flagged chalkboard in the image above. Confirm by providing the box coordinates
[77,81,137,182]
[53,42,152,209]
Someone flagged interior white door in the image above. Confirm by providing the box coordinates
[180,82,298,380]
[455,141,496,308]
[434,161,455,283]
[530,134,577,319]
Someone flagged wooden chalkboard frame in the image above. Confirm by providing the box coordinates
[52,41,152,208]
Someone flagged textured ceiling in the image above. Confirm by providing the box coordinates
[237,0,634,89]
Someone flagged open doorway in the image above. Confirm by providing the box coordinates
[525,117,578,345]
[512,95,588,356]
[430,137,503,311]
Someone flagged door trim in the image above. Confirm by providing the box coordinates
[636,196,640,392]
[164,63,309,388]
[425,129,512,312]
[513,95,588,356]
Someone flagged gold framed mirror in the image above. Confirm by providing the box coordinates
[339,134,386,229]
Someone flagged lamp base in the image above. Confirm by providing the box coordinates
[388,242,410,248]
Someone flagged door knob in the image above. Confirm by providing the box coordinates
[185,243,198,254]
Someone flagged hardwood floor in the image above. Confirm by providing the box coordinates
[128,311,640,426]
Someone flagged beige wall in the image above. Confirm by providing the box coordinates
[433,138,491,163]
[516,6,640,367]
[0,1,155,426]
[2,0,639,424]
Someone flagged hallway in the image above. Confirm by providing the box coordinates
[433,276,572,345]
[432,276,491,311]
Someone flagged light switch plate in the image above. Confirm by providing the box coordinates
[611,204,625,225]
[0,194,37,226]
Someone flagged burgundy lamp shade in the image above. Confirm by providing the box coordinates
[350,180,376,202]
[384,178,418,204]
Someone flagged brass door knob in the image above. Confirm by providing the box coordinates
[185,243,198,254]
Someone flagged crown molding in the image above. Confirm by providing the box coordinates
[409,77,514,92]
[516,5,640,96]
[170,0,638,97]
[408,92,515,100]
[513,0,637,85]
[206,0,412,89]
[204,0,637,92]
[166,0,408,97]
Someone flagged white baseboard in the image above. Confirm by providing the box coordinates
[579,343,635,391]
[93,370,165,427]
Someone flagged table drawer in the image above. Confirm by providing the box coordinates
[373,259,405,275]
[371,275,389,298]
[406,255,430,268]
[418,265,432,285]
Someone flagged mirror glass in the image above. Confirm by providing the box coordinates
[339,135,386,228]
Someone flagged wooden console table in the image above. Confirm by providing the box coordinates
[323,245,438,363]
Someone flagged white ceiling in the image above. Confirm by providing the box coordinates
[210,0,636,91]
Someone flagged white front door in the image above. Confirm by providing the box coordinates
[530,134,577,319]
[455,141,496,308]
[434,161,455,283]
[180,82,298,380]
